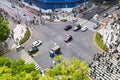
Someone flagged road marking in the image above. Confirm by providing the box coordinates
[68,43,92,61]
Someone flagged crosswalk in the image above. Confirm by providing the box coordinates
[5,44,42,70]
[20,50,42,70]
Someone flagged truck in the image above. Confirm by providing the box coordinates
[49,45,61,58]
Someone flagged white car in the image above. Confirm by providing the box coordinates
[115,5,120,10]
[108,14,113,18]
[32,40,42,47]
[81,26,88,32]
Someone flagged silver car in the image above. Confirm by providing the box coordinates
[81,26,88,32]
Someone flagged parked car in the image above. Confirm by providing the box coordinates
[81,26,88,32]
[73,25,81,31]
[72,19,78,23]
[102,13,108,17]
[108,14,113,18]
[32,40,42,47]
[93,23,100,29]
[64,25,72,31]
[16,45,24,52]
[11,4,15,8]
[28,47,39,55]
[115,5,120,10]
[64,35,72,42]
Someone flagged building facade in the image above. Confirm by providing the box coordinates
[24,0,88,10]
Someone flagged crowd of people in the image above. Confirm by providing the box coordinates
[89,52,120,80]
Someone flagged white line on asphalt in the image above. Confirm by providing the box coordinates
[67,43,91,61]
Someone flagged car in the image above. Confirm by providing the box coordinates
[81,26,88,32]
[64,35,72,42]
[93,23,100,29]
[93,14,99,20]
[16,45,24,52]
[11,4,15,8]
[115,5,120,10]
[49,50,55,58]
[102,13,108,17]
[64,25,72,31]
[28,47,39,55]
[73,25,81,31]
[72,19,78,23]
[108,14,113,18]
[32,40,42,47]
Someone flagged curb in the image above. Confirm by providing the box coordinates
[93,32,105,52]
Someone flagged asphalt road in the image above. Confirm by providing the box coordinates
[0,0,100,69]
[1,0,118,69]
[27,21,99,69]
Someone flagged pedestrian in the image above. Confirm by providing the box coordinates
[36,20,39,25]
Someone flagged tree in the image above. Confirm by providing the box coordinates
[0,57,91,79]
[119,0,120,4]
[0,57,41,79]
[0,15,10,54]
[0,57,10,67]
[46,58,91,80]
[0,15,10,43]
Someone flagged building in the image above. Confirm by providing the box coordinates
[24,0,89,10]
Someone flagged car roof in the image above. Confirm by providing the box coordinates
[32,40,41,44]
[28,48,33,52]
[16,45,23,48]
[83,26,87,28]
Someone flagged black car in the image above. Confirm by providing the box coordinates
[28,47,39,55]
[64,25,72,31]
[73,25,81,31]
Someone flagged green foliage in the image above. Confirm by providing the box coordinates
[0,57,91,80]
[95,32,108,51]
[0,57,40,79]
[0,16,10,43]
[54,55,63,64]
[19,28,31,45]
[119,0,120,4]
[46,58,90,80]
[10,59,25,75]
[0,57,10,67]
[23,63,36,73]
[60,19,68,22]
